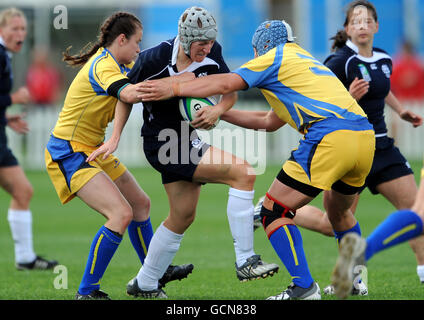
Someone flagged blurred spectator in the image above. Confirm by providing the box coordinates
[26,46,62,106]
[391,40,424,102]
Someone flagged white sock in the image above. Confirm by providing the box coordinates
[227,188,256,267]
[7,209,37,264]
[417,265,424,283]
[136,222,183,290]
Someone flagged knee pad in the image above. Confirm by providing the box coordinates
[259,192,296,228]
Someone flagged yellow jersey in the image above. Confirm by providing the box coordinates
[234,43,368,134]
[52,47,133,146]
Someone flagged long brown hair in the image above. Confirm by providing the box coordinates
[330,0,378,51]
[63,11,142,66]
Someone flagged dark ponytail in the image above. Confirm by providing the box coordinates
[63,11,142,67]
[330,0,378,52]
[330,30,348,52]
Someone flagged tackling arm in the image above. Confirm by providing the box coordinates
[137,73,248,101]
[119,72,196,104]
[221,109,286,132]
[86,100,133,161]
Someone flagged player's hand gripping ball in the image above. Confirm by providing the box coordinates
[179,95,221,130]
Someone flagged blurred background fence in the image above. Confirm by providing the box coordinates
[2,0,424,169]
[6,101,424,170]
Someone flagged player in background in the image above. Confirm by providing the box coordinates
[45,12,192,300]
[135,19,377,300]
[88,6,279,299]
[286,0,424,294]
[0,7,58,271]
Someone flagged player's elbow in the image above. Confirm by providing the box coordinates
[117,84,139,104]
[118,91,130,103]
[266,126,279,132]
[119,91,135,104]
[262,119,280,132]
[220,75,243,95]
[220,82,234,95]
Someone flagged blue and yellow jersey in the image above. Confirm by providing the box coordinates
[233,43,368,134]
[52,47,133,146]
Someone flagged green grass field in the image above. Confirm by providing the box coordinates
[0,162,423,301]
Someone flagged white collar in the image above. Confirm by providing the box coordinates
[346,39,359,53]
[0,36,13,58]
[171,36,180,66]
[346,39,390,63]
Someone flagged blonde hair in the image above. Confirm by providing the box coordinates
[0,7,26,28]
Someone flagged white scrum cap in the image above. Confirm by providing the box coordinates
[178,6,218,55]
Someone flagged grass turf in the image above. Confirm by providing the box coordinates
[0,162,423,300]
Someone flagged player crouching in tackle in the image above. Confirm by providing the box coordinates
[136,20,376,300]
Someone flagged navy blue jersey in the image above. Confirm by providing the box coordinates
[324,39,392,138]
[0,43,13,145]
[128,37,230,137]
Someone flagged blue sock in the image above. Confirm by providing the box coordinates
[366,210,423,261]
[334,222,361,245]
[128,218,153,265]
[268,224,314,288]
[78,226,122,295]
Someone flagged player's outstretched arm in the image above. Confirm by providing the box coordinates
[385,90,423,127]
[161,72,196,84]
[86,100,132,162]
[137,73,247,101]
[119,83,146,104]
[120,72,195,103]
[221,109,286,132]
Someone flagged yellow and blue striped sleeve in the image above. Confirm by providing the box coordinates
[88,50,129,96]
[233,47,279,89]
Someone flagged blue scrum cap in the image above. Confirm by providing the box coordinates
[252,20,295,56]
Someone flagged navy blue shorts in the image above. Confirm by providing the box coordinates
[0,145,18,168]
[0,126,18,167]
[143,132,210,184]
[360,136,413,194]
[0,144,18,167]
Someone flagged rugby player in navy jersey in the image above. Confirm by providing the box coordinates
[89,7,279,299]
[0,7,58,271]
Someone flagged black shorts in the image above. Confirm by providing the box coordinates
[360,136,413,195]
[0,145,18,168]
[143,133,210,184]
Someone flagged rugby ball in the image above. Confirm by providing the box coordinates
[179,95,221,130]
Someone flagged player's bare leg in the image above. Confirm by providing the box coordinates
[194,146,279,281]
